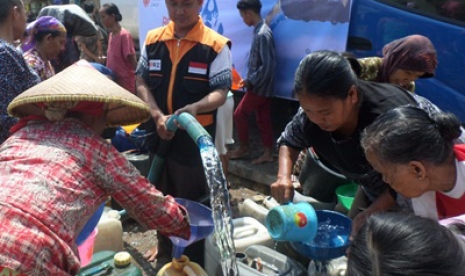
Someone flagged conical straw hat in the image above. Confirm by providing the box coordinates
[8,61,150,127]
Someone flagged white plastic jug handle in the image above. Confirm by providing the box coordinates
[233,225,259,239]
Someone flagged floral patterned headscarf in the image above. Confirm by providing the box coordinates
[378,35,438,83]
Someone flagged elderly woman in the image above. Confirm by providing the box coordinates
[0,61,190,276]
[356,34,438,92]
[0,0,40,144]
[361,106,465,220]
[22,15,67,80]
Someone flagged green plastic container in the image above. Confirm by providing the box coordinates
[77,250,142,276]
[336,183,358,210]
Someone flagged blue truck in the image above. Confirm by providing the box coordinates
[348,0,465,121]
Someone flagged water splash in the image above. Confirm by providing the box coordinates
[307,219,347,248]
[198,136,238,276]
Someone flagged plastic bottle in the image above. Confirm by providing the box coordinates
[239,198,269,225]
[263,196,280,210]
[93,207,123,253]
[157,255,208,276]
[244,245,307,276]
[77,251,142,276]
[264,192,336,211]
[233,217,274,252]
[307,256,347,276]
[293,191,336,211]
[204,217,274,276]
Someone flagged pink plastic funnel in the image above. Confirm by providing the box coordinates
[170,198,214,259]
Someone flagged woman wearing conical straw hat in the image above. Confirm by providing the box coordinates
[0,60,190,276]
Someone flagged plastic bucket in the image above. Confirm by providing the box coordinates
[336,183,358,210]
[291,210,352,261]
[265,202,318,242]
[78,227,98,267]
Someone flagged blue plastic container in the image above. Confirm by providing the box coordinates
[169,198,214,259]
[111,127,137,152]
[265,202,318,242]
[129,128,152,153]
[291,210,351,261]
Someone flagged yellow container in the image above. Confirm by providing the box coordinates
[157,255,208,276]
[121,123,140,134]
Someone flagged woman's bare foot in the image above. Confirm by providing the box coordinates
[228,145,250,160]
[251,148,273,164]
[251,154,273,165]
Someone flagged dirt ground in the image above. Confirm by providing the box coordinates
[121,174,268,276]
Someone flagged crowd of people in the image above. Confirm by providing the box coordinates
[1,0,465,275]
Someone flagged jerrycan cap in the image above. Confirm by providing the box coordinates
[114,251,131,267]
[107,210,121,220]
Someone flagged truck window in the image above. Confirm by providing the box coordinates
[378,0,465,24]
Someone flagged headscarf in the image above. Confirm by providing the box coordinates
[378,35,438,83]
[21,15,66,52]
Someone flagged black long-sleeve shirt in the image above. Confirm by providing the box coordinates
[278,80,447,201]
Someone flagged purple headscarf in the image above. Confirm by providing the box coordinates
[21,15,66,52]
[378,35,438,83]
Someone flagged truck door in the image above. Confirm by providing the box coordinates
[347,0,465,121]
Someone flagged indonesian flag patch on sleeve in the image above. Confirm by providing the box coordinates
[188,62,208,75]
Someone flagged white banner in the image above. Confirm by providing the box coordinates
[138,0,352,99]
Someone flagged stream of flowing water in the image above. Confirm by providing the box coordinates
[198,136,238,276]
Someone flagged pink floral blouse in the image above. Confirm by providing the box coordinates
[23,47,55,81]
